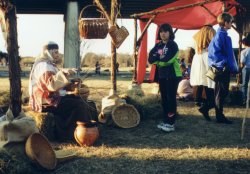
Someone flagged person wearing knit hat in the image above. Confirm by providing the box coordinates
[29,41,92,141]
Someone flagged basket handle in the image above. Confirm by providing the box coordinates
[94,0,120,28]
[79,5,105,21]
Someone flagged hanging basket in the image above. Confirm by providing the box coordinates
[109,25,129,48]
[78,5,109,39]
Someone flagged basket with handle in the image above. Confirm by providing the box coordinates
[78,5,109,39]
[94,0,129,48]
[109,25,129,48]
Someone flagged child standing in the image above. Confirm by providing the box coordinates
[148,23,182,132]
[240,34,250,105]
[208,12,238,124]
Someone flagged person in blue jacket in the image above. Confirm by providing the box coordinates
[208,12,238,124]
[148,23,182,132]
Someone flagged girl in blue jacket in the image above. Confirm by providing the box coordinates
[148,23,182,132]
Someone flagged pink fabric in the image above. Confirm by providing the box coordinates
[137,21,148,84]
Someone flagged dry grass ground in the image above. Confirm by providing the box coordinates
[0,75,250,174]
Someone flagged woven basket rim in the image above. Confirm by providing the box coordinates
[111,104,140,128]
[25,133,57,170]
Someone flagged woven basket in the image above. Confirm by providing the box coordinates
[25,133,57,170]
[78,5,109,39]
[112,104,140,128]
[109,25,129,48]
[79,84,90,100]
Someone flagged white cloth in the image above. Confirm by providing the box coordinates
[190,49,215,89]
[177,79,193,98]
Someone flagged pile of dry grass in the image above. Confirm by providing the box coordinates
[122,93,162,120]
[0,91,10,107]
[24,107,56,141]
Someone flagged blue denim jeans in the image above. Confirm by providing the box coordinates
[241,67,250,100]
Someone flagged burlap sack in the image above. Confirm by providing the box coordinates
[0,108,39,148]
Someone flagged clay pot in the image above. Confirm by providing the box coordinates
[74,120,99,146]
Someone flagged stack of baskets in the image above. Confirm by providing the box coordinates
[99,95,140,128]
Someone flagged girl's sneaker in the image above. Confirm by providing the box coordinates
[157,123,175,132]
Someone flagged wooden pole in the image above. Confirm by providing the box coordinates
[136,15,155,49]
[130,0,218,18]
[94,0,111,23]
[5,2,21,118]
[237,33,243,85]
[132,18,137,83]
[110,0,118,95]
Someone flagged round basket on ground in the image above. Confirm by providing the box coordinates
[111,104,140,128]
[25,133,57,170]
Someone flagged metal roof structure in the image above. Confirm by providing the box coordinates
[15,0,176,17]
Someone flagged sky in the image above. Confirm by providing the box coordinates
[0,14,239,57]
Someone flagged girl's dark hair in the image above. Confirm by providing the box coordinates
[157,23,175,40]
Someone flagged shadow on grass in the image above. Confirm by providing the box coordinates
[97,114,250,149]
[1,146,250,174]
[55,157,250,174]
[5,155,249,174]
[1,105,250,174]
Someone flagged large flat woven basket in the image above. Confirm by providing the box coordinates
[111,104,140,128]
[25,133,57,170]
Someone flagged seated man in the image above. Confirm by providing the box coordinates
[29,41,92,141]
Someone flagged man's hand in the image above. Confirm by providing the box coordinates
[62,68,78,76]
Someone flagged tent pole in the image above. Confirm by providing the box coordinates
[132,18,138,83]
[201,5,217,18]
[174,28,178,34]
[136,15,156,49]
[130,0,218,18]
[237,32,243,84]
